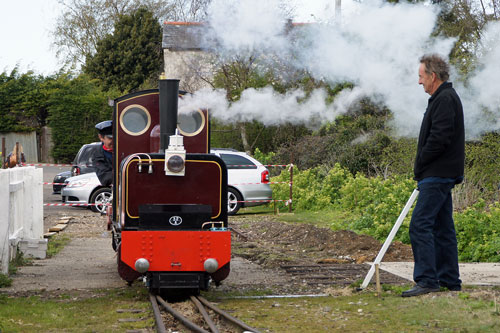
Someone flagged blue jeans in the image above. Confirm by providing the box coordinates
[409,181,461,289]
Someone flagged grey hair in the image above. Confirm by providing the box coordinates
[419,54,450,82]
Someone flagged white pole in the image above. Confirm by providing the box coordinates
[335,0,342,26]
[360,188,419,289]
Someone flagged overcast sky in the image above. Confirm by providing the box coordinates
[0,0,63,75]
[0,0,357,75]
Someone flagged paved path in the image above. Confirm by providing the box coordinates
[380,262,500,286]
[4,237,124,292]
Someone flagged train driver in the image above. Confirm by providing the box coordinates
[94,120,113,186]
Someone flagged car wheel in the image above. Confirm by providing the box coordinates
[90,187,112,213]
[227,187,242,215]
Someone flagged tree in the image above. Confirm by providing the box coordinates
[47,74,114,162]
[52,0,211,67]
[433,0,500,75]
[0,68,52,132]
[84,7,163,93]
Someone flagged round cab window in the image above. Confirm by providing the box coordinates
[178,109,205,136]
[120,105,151,136]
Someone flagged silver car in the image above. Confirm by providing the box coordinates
[211,149,273,215]
[61,172,111,214]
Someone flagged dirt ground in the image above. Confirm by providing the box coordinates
[3,209,413,296]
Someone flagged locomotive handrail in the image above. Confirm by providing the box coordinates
[201,221,224,230]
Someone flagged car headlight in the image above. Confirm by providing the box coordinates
[67,178,92,188]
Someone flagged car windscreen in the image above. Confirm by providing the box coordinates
[76,145,97,166]
[220,154,257,169]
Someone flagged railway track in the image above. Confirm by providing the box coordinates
[150,293,261,333]
[281,264,409,286]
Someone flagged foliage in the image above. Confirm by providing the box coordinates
[0,274,12,288]
[0,285,153,331]
[53,0,208,67]
[84,7,163,93]
[0,68,53,132]
[271,159,500,259]
[434,0,500,76]
[47,74,114,162]
[211,119,310,158]
[47,234,72,258]
[337,173,416,243]
[272,163,352,211]
[465,132,500,195]
[455,200,500,262]
[218,288,500,332]
[253,147,275,166]
[272,163,412,243]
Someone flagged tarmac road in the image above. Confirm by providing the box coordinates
[41,165,83,215]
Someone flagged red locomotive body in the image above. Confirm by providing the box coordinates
[110,80,230,294]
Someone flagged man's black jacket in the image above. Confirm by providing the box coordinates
[414,82,465,182]
[94,144,113,186]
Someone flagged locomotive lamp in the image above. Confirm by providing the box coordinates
[204,258,219,273]
[165,129,186,176]
[135,258,150,273]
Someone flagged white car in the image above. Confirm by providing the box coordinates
[211,149,273,215]
[61,150,272,215]
[61,172,112,214]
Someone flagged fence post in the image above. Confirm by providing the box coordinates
[1,137,5,169]
[0,170,10,274]
[15,142,20,166]
[289,164,293,213]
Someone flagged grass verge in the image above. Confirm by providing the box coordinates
[215,287,500,332]
[236,205,360,231]
[0,285,153,332]
[46,233,72,258]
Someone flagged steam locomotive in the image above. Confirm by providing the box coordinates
[109,79,230,294]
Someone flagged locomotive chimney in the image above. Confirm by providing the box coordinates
[159,79,180,152]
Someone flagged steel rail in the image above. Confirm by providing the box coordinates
[196,296,261,333]
[190,296,219,333]
[156,295,210,333]
[149,293,167,333]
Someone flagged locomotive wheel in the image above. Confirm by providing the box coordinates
[90,187,112,213]
[111,229,119,252]
[227,188,242,215]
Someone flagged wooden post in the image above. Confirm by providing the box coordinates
[1,137,5,169]
[289,163,293,213]
[15,142,19,166]
[375,263,381,295]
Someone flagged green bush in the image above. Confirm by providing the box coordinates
[455,200,500,262]
[271,163,351,211]
[338,173,415,243]
[271,164,415,242]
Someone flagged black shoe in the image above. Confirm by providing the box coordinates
[442,285,461,291]
[401,285,440,297]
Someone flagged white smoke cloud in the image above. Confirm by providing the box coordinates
[179,0,499,138]
[205,0,289,57]
[179,87,339,127]
[461,21,500,138]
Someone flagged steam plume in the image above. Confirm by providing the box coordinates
[177,0,500,138]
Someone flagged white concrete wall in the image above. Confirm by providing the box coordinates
[163,49,215,92]
[0,166,45,275]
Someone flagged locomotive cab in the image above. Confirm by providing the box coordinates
[111,79,231,294]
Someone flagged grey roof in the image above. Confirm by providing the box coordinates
[162,21,311,51]
[162,22,207,50]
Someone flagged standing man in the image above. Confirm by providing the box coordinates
[94,120,113,186]
[402,54,465,297]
